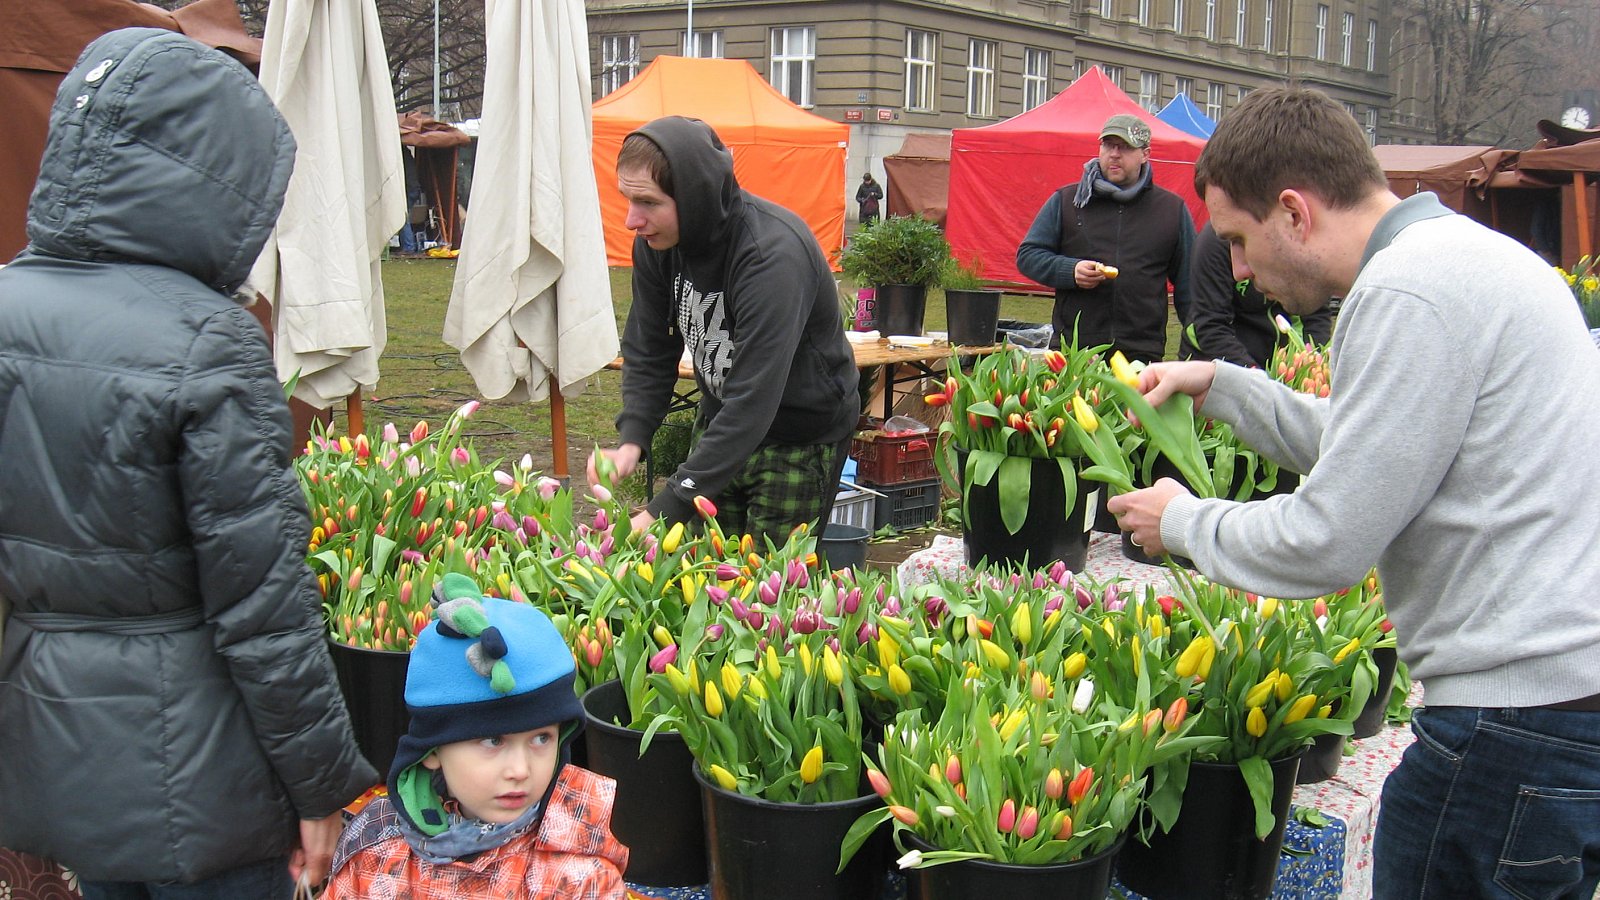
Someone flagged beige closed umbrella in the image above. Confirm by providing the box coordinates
[249,0,404,413]
[443,0,618,477]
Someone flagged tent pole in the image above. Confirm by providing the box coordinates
[550,386,570,481]
[346,389,364,438]
[1575,172,1593,264]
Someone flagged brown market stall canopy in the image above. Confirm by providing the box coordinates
[399,111,472,249]
[883,133,951,228]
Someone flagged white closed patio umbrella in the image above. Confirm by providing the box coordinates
[443,0,618,477]
[249,0,404,417]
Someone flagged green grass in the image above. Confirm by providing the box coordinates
[355,260,1178,471]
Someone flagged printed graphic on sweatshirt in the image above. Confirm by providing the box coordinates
[675,274,733,397]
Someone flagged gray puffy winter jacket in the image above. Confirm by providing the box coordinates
[0,28,376,883]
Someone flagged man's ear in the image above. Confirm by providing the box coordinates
[1278,189,1315,240]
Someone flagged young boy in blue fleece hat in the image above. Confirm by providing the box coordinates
[324,574,628,898]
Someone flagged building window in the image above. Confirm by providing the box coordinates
[599,34,638,96]
[1204,0,1216,39]
[1206,82,1224,119]
[1237,84,1252,104]
[1139,71,1161,110]
[1139,0,1153,26]
[770,26,815,106]
[1101,64,1124,88]
[1173,0,1186,33]
[967,39,996,117]
[1341,12,1354,65]
[1176,75,1195,99]
[1366,19,1378,70]
[1100,0,1114,17]
[904,29,937,111]
[1263,0,1274,50]
[1342,101,1357,120]
[1235,0,1247,46]
[1314,5,1328,60]
[683,30,723,58]
[1076,58,1093,79]
[1365,107,1378,145]
[1023,48,1051,111]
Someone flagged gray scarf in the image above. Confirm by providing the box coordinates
[1073,159,1153,209]
[398,798,545,864]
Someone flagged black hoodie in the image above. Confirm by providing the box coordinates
[617,117,859,523]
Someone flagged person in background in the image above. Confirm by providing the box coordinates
[325,574,627,898]
[0,28,375,897]
[856,172,883,225]
[1108,86,1600,899]
[590,116,860,544]
[1178,221,1334,366]
[1017,113,1194,362]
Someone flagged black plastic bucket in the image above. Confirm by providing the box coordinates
[697,766,887,900]
[818,523,871,571]
[945,289,1001,346]
[582,680,707,886]
[1117,752,1303,899]
[327,641,411,776]
[1295,731,1346,784]
[1351,647,1399,738]
[960,451,1093,572]
[877,283,928,337]
[906,831,1124,899]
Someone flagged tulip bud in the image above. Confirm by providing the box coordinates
[708,764,738,791]
[704,681,724,717]
[822,645,844,686]
[1071,678,1095,714]
[648,644,678,674]
[1068,766,1094,805]
[890,805,921,826]
[896,849,924,870]
[693,495,718,519]
[1163,697,1189,733]
[1283,693,1318,725]
[1247,705,1269,737]
[867,768,892,798]
[1017,805,1039,840]
[888,663,912,696]
[996,799,1016,834]
[664,663,691,695]
[799,744,824,784]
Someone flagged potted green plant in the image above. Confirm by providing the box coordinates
[838,214,951,336]
[941,253,1002,346]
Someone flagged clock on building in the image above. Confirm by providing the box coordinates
[1561,105,1592,130]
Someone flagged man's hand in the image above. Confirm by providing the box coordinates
[1136,360,1218,412]
[630,508,656,533]
[1074,259,1108,289]
[289,812,344,887]
[586,444,643,489]
[1106,478,1190,556]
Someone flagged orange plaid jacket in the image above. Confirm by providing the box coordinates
[324,766,629,899]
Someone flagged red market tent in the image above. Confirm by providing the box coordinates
[591,55,849,267]
[946,68,1208,285]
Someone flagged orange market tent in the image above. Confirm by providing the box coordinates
[945,67,1209,285]
[591,55,849,267]
[883,133,951,227]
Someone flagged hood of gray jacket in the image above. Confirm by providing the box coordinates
[23,27,294,294]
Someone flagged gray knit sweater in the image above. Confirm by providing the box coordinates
[1162,193,1600,708]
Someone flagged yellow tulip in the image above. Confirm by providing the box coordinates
[876,632,900,669]
[721,662,743,701]
[1063,651,1087,679]
[1011,601,1033,646]
[1283,693,1318,725]
[708,764,738,791]
[799,643,814,676]
[1259,596,1279,619]
[1175,636,1208,678]
[636,562,655,584]
[665,664,691,696]
[652,625,673,648]
[1274,672,1293,703]
[822,645,844,686]
[1109,350,1140,387]
[704,681,724,717]
[1245,675,1277,710]
[1071,393,1100,433]
[800,744,824,784]
[999,708,1029,741]
[888,663,913,696]
[1333,637,1361,664]
[979,639,1011,670]
[662,521,685,554]
[1247,705,1268,737]
[764,644,782,681]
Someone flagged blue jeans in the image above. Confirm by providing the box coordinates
[1374,706,1600,899]
[79,858,291,900]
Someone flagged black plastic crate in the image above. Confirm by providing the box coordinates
[872,478,941,531]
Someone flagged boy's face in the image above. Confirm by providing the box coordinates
[423,725,562,825]
[618,165,680,250]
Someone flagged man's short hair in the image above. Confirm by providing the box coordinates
[1194,87,1385,220]
[618,133,673,198]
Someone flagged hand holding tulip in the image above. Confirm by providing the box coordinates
[1106,477,1190,555]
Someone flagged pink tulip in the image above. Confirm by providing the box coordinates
[536,477,561,500]
[594,509,610,532]
[410,420,429,444]
[729,598,749,621]
[521,515,540,537]
[591,484,613,504]
[457,400,481,419]
[706,585,729,606]
[1048,560,1068,582]
[382,422,399,443]
[705,624,726,642]
[716,564,741,581]
[792,609,819,635]
[1033,572,1047,589]
[747,610,765,631]
[1017,806,1039,840]
[451,447,470,466]
[494,470,515,489]
[856,621,877,644]
[492,510,516,532]
[648,644,678,673]
[400,549,425,565]
[842,587,861,615]
[758,581,779,606]
[1075,583,1094,610]
[644,543,658,563]
[597,535,615,558]
[405,456,422,478]
[997,799,1016,834]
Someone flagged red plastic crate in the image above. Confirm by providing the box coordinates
[851,429,936,486]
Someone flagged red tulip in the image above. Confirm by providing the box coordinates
[997,799,1016,834]
[1068,767,1094,805]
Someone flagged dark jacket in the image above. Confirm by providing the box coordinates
[617,117,859,524]
[855,178,883,218]
[1179,223,1334,365]
[0,29,375,883]
[1016,171,1194,361]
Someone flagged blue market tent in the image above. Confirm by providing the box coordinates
[1157,93,1215,139]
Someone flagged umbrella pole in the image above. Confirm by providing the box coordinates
[1575,172,1593,264]
[347,389,365,437]
[550,387,569,480]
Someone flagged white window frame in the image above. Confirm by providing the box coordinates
[1235,0,1248,46]
[769,26,815,107]
[1315,5,1328,61]
[1101,64,1124,88]
[1206,82,1224,119]
[1139,0,1153,26]
[904,29,938,111]
[1263,0,1274,50]
[1100,0,1115,16]
[1237,84,1252,104]
[1176,75,1195,99]
[1139,71,1161,111]
[966,39,996,117]
[1366,18,1378,70]
[1023,48,1051,111]
[683,30,724,58]
[1077,58,1094,80]
[599,34,639,96]
[1204,0,1216,39]
[1341,12,1354,65]
[1365,107,1378,145]
[1173,0,1187,33]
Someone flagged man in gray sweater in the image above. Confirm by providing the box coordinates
[1109,87,1600,897]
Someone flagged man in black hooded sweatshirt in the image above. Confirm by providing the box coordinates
[587,117,860,542]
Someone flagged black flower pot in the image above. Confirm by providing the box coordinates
[1121,456,1194,567]
[582,680,707,886]
[696,766,888,900]
[1351,647,1399,739]
[1117,752,1304,900]
[1295,731,1346,784]
[327,640,410,776]
[876,283,928,337]
[944,289,1001,346]
[959,451,1093,572]
[905,831,1125,899]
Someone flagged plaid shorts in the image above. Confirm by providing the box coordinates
[692,425,850,545]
